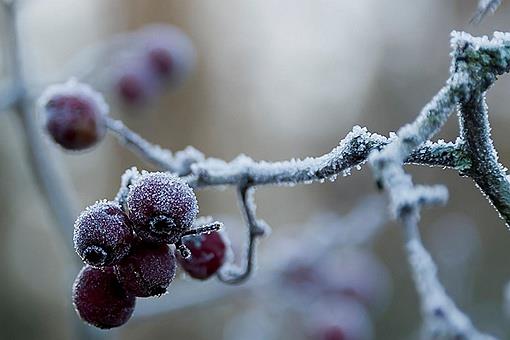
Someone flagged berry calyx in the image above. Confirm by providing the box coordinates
[74,201,134,267]
[38,80,108,150]
[72,266,135,329]
[127,172,198,244]
[178,230,227,280]
[114,241,176,297]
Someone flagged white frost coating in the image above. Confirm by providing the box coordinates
[106,117,204,175]
[114,166,140,206]
[36,78,109,117]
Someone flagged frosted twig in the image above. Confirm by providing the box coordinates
[458,92,510,226]
[471,0,502,24]
[106,117,204,175]
[217,185,269,284]
[108,120,466,188]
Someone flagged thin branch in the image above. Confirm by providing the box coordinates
[106,115,466,187]
[403,214,495,340]
[459,93,510,226]
[217,185,268,284]
[471,0,502,24]
[106,117,204,175]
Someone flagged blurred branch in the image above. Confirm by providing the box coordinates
[0,81,20,113]
[2,2,100,340]
[403,215,495,339]
[3,0,77,248]
[471,0,502,24]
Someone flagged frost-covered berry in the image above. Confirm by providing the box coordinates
[178,231,226,280]
[114,241,176,297]
[74,201,134,267]
[38,79,108,150]
[127,172,198,244]
[72,266,135,329]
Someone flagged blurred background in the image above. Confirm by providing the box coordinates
[1,0,510,339]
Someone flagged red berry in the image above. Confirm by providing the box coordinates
[72,266,135,329]
[317,250,391,311]
[74,201,134,267]
[127,172,198,244]
[114,61,159,106]
[117,73,147,104]
[138,24,196,87]
[114,242,176,297]
[147,47,174,78]
[39,80,107,150]
[178,231,226,280]
[306,297,374,340]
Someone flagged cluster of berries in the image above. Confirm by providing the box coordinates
[113,24,195,106]
[72,171,227,329]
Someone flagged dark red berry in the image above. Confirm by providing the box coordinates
[72,266,135,329]
[114,242,176,297]
[178,231,226,280]
[39,80,107,150]
[138,24,196,87]
[147,47,174,78]
[117,73,147,104]
[74,201,134,267]
[127,172,198,244]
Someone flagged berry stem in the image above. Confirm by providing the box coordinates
[181,221,223,237]
[216,185,267,285]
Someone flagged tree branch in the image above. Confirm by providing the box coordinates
[459,93,510,226]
